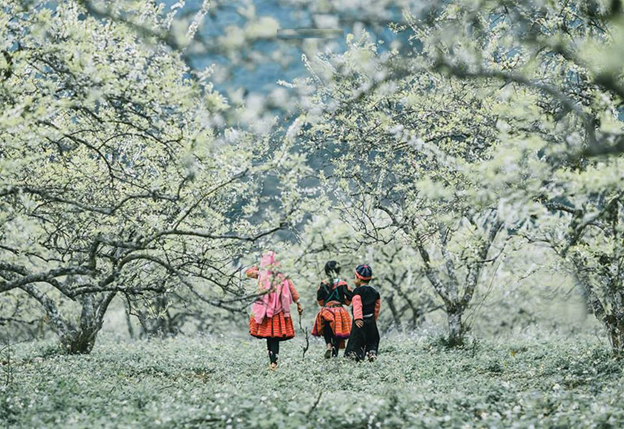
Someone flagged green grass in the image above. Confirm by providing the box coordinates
[2,332,623,428]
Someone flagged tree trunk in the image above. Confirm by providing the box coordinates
[60,326,100,354]
[386,295,403,332]
[58,292,116,354]
[447,308,465,347]
[125,302,135,339]
[605,318,624,355]
[59,307,105,354]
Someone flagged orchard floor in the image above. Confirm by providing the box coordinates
[2,332,623,428]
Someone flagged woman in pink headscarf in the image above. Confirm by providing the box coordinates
[247,251,303,369]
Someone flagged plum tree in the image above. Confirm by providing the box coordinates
[0,0,309,353]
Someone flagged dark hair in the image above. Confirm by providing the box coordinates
[324,260,341,278]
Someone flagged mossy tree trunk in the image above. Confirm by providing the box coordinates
[446,308,465,347]
[416,215,502,347]
[559,199,624,356]
[20,285,116,354]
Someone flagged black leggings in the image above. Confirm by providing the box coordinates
[266,338,280,364]
[345,319,379,361]
[323,325,338,357]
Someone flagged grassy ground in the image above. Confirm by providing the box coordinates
[1,332,623,428]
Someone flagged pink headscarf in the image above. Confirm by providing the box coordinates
[251,251,293,324]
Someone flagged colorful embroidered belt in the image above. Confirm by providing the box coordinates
[324,302,344,308]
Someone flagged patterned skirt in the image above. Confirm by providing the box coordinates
[312,305,351,348]
[249,312,295,340]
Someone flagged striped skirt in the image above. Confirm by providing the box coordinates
[312,305,351,347]
[249,312,295,340]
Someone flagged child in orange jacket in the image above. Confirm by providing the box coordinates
[311,261,353,358]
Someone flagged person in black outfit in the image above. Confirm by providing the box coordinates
[345,264,381,362]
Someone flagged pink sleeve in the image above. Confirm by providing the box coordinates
[289,280,299,302]
[353,295,363,320]
[374,298,381,321]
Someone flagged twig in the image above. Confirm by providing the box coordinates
[298,312,310,361]
[306,391,323,417]
[1,341,14,388]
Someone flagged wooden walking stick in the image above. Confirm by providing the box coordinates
[298,311,310,361]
